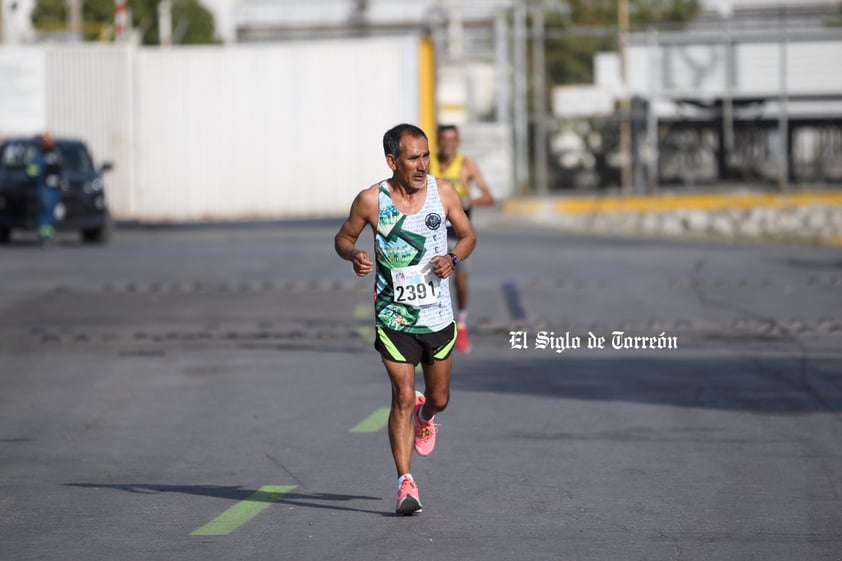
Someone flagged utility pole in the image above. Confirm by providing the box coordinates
[158,0,172,46]
[494,10,511,124]
[777,12,789,191]
[618,0,632,194]
[722,9,735,177]
[114,0,128,41]
[66,0,83,40]
[445,0,463,60]
[646,27,659,193]
[513,0,529,194]
[531,6,548,196]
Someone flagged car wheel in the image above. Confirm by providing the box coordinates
[0,228,10,243]
[80,212,112,244]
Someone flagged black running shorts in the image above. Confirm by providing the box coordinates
[374,321,458,366]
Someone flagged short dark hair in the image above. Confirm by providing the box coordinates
[437,124,459,137]
[383,124,428,158]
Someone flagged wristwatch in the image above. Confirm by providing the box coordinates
[447,252,459,267]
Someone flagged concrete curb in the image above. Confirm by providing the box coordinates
[500,191,842,246]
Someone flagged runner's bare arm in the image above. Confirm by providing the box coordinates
[430,179,477,279]
[462,157,495,207]
[335,185,378,277]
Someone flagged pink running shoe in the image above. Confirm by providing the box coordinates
[413,391,439,456]
[396,477,422,515]
[455,323,472,353]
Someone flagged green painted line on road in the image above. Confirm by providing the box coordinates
[353,304,370,319]
[354,302,375,343]
[350,407,390,433]
[354,326,375,342]
[191,485,297,536]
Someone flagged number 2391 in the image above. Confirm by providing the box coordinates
[395,280,437,302]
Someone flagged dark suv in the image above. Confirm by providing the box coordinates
[0,137,113,243]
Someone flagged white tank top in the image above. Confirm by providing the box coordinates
[374,175,453,334]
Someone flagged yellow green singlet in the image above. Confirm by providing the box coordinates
[430,153,468,201]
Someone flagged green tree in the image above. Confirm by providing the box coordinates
[567,0,699,27]
[546,0,700,85]
[30,0,70,34]
[31,0,218,44]
[544,11,613,87]
[542,1,701,190]
[128,0,218,45]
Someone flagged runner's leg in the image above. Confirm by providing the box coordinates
[383,359,417,476]
[420,354,452,421]
[454,270,468,314]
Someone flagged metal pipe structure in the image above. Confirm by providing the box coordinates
[494,10,511,124]
[531,6,548,196]
[646,27,659,193]
[66,0,83,40]
[778,12,789,192]
[512,0,529,194]
[618,0,632,193]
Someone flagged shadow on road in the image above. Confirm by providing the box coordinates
[453,354,842,415]
[777,257,842,270]
[63,483,387,515]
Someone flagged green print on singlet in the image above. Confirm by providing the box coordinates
[374,176,453,334]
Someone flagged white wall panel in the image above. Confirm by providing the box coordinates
[44,46,135,217]
[738,42,842,96]
[597,40,842,101]
[0,47,48,136]
[132,36,419,221]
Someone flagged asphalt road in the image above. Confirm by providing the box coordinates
[1,216,840,561]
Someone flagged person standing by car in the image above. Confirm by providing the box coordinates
[27,133,63,244]
[334,123,476,515]
[430,124,495,354]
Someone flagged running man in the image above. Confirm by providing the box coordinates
[430,124,495,353]
[335,123,476,515]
